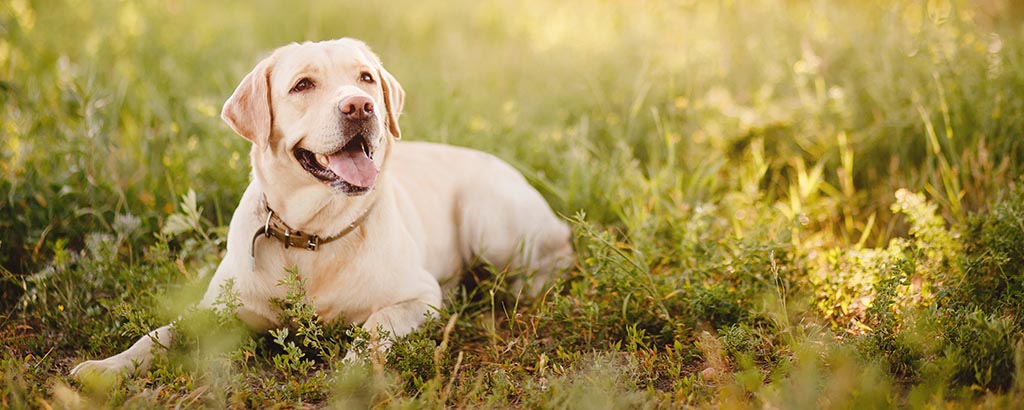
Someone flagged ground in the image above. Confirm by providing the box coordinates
[2,0,1024,408]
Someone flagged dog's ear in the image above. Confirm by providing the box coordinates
[378,66,405,140]
[222,55,275,148]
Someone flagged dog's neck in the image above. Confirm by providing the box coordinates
[263,189,374,229]
[249,193,374,262]
[260,182,381,237]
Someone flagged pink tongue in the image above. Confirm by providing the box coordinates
[327,150,378,188]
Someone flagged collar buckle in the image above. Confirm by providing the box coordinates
[263,209,274,238]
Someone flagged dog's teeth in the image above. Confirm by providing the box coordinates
[316,153,330,167]
[361,141,371,158]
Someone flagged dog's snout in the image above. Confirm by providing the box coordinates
[339,95,374,120]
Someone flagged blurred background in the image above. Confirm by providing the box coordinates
[2,0,1022,272]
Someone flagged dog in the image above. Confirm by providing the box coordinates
[71,38,573,376]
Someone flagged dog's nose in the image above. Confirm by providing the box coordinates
[339,95,374,120]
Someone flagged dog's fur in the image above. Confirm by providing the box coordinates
[71,38,572,376]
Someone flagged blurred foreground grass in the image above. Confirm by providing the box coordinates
[2,0,1024,408]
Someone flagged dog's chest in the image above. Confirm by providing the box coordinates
[253,241,406,325]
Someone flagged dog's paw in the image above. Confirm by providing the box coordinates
[341,350,365,365]
[70,357,134,379]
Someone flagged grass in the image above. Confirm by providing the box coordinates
[2,0,1024,408]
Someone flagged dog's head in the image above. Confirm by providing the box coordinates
[222,38,404,196]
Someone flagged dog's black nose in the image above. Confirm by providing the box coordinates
[339,95,374,120]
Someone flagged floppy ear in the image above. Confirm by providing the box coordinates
[222,56,275,148]
[377,66,405,140]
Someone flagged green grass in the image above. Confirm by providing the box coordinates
[2,0,1024,408]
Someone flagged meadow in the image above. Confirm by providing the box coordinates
[2,0,1024,408]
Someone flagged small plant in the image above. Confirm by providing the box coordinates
[272,268,344,363]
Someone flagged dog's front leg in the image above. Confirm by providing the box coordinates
[343,284,441,362]
[69,324,175,377]
[70,235,247,378]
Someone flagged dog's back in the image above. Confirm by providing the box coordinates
[390,141,573,295]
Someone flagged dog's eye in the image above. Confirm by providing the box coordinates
[290,78,315,93]
[359,72,374,83]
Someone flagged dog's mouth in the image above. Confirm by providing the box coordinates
[294,134,378,194]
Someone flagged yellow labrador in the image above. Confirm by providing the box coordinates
[71,38,573,376]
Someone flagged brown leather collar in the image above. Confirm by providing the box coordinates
[250,199,373,269]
